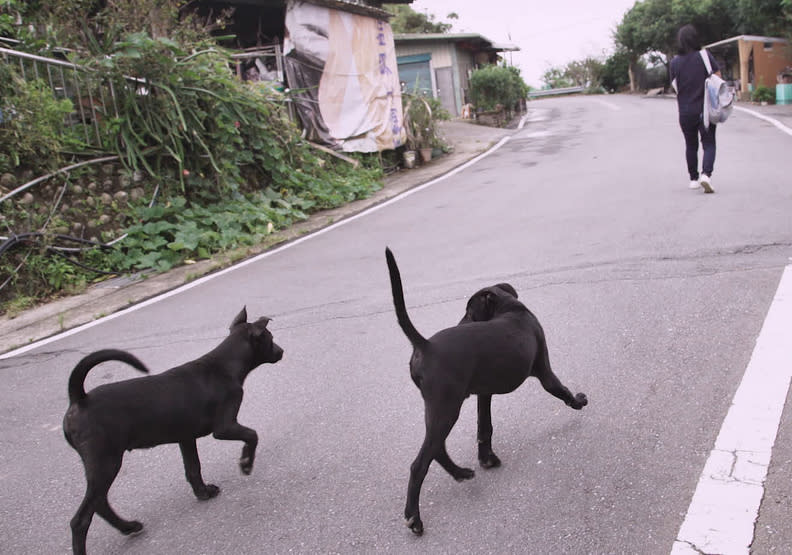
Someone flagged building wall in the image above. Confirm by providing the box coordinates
[456,49,475,99]
[396,41,457,114]
[395,40,503,116]
[738,39,792,92]
[396,41,455,68]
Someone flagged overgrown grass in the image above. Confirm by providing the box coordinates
[0,33,386,315]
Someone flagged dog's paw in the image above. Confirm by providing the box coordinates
[452,467,476,481]
[479,453,502,469]
[405,515,424,536]
[196,484,220,500]
[239,456,254,475]
[121,521,144,536]
[569,393,588,410]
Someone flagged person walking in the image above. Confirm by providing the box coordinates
[670,24,719,193]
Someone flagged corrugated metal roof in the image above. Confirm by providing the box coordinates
[394,32,519,51]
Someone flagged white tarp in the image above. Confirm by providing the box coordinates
[283,0,406,152]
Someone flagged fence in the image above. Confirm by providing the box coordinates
[527,86,584,98]
[0,46,130,150]
[1,44,293,150]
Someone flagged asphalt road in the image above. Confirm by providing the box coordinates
[1,94,791,554]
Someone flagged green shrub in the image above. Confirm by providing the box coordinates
[752,85,775,103]
[78,33,320,200]
[469,65,528,112]
[0,64,74,174]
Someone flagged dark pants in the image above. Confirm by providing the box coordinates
[679,112,716,180]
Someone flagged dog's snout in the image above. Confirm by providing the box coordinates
[272,344,284,362]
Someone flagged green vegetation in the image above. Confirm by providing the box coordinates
[613,0,792,91]
[541,58,603,92]
[469,65,529,112]
[540,0,792,93]
[385,5,457,34]
[752,85,776,103]
[0,65,75,174]
[0,6,386,314]
[599,49,632,93]
[402,91,450,151]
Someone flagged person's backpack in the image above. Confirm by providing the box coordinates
[700,49,734,127]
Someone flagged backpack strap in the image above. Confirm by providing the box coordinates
[700,49,713,76]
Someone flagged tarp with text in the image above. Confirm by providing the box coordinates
[283,0,406,152]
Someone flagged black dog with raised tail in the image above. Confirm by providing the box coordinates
[385,247,587,536]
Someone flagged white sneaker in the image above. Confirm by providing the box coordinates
[688,180,701,189]
[699,174,714,193]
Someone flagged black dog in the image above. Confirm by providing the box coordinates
[385,248,587,535]
[63,307,283,555]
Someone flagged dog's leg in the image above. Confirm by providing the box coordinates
[405,400,467,536]
[477,394,501,468]
[96,499,144,536]
[71,451,137,555]
[213,391,258,475]
[533,346,587,409]
[179,440,220,500]
[435,444,475,481]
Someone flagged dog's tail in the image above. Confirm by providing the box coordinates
[385,247,428,349]
[68,349,149,403]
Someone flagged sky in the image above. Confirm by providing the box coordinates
[409,0,638,88]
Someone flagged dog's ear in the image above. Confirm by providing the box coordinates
[484,291,497,307]
[251,316,272,336]
[230,306,248,330]
[495,283,518,298]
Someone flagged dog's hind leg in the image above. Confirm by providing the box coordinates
[405,400,467,536]
[179,440,220,500]
[435,444,475,481]
[96,498,143,536]
[476,394,501,468]
[533,345,587,410]
[71,451,135,555]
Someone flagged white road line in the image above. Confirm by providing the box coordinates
[0,135,513,360]
[593,98,621,111]
[735,106,792,137]
[672,264,792,555]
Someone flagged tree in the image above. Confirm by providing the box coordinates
[613,0,792,92]
[385,5,453,34]
[541,66,573,89]
[564,57,604,88]
[729,0,792,36]
[614,0,678,90]
[600,49,632,92]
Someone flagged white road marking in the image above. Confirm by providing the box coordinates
[672,264,792,555]
[735,106,792,137]
[593,98,621,111]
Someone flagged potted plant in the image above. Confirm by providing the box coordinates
[752,85,775,105]
[403,92,436,163]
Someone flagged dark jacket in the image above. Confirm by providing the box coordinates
[670,50,719,117]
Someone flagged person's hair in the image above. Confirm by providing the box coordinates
[677,24,701,55]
